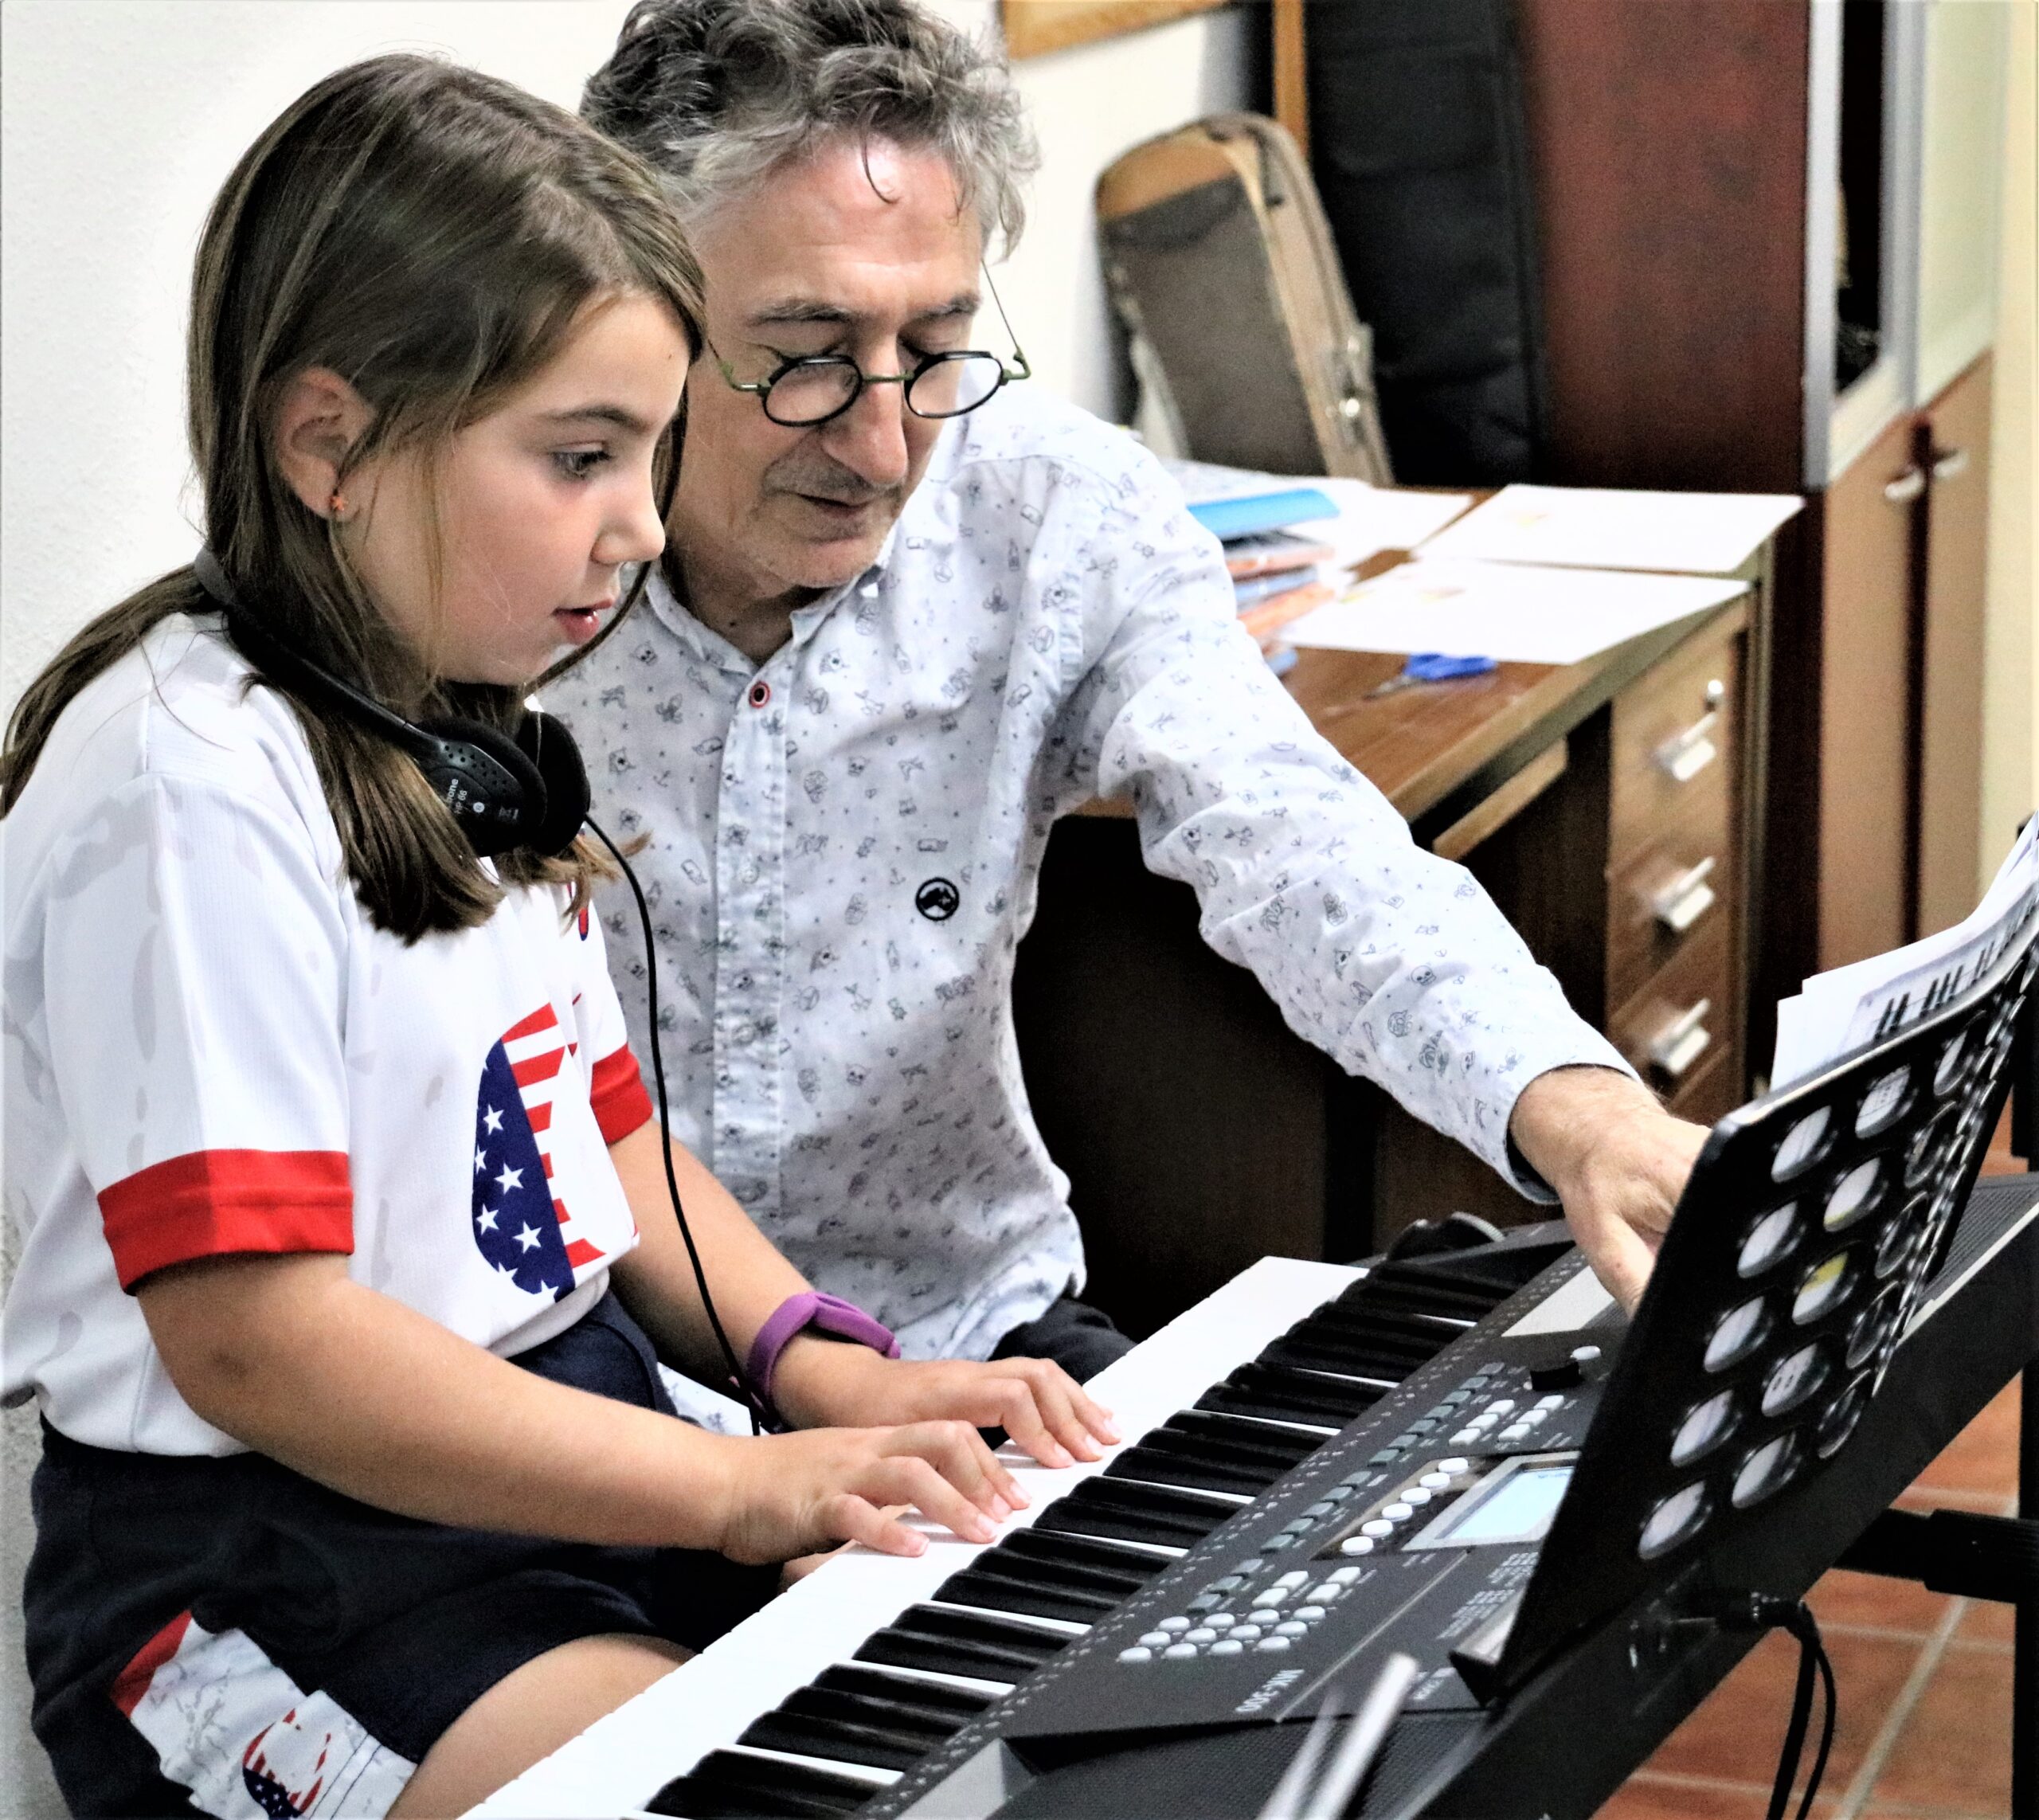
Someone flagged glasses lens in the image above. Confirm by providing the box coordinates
[765,360,860,426]
[907,354,1006,419]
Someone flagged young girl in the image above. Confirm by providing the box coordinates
[2,56,1113,1819]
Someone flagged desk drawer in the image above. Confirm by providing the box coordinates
[1610,916,1736,1098]
[1607,793,1737,1013]
[1610,624,1741,871]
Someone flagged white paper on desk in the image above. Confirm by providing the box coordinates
[1771,819,2039,1087]
[1417,483,1804,575]
[1160,459,1473,573]
[1282,558,1751,664]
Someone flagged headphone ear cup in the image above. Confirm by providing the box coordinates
[515,710,591,859]
[415,716,547,859]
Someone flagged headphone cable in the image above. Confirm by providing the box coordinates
[585,814,776,1435]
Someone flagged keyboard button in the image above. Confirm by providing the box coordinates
[1487,1399,1517,1416]
[1274,1622,1308,1638]
[1437,1457,1471,1474]
[1450,1428,1480,1445]
[1139,1631,1170,1647]
[1263,1536,1297,1551]
[1232,1625,1263,1641]
[1235,1558,1266,1574]
[1159,1617,1191,1632]
[1211,1639,1245,1656]
[1360,1519,1394,1538]
[1303,1501,1335,1518]
[1164,1643,1199,1660]
[1501,1424,1532,1442]
[1256,1637,1293,1652]
[1536,1395,1566,1410]
[1208,1575,1244,1593]
[1382,1502,1413,1521]
[1340,1536,1376,1555]
[1329,1566,1363,1583]
[1251,1589,1288,1608]
[1275,1570,1310,1587]
[1185,1629,1218,1645]
[1419,1472,1453,1489]
[1294,1607,1327,1621]
[1305,1584,1338,1602]
[1188,1594,1223,1612]
[1207,1613,1236,1629]
[1402,1488,1433,1506]
[1119,1647,1153,1663]
[1321,1486,1354,1503]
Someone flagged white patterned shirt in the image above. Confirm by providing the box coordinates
[548,385,1631,1361]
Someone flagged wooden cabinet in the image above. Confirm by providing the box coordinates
[1916,355,1994,937]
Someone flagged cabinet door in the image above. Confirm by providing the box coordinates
[1818,410,1917,969]
[1916,354,1994,937]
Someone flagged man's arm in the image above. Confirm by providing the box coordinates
[1508,1067,1710,1308]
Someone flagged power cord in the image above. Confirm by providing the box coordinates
[585,814,777,1435]
[1705,1594,1837,1820]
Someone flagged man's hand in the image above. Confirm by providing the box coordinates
[703,1420,1022,1563]
[770,1341,1121,1470]
[1509,1067,1709,1311]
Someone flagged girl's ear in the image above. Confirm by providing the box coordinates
[272,367,378,519]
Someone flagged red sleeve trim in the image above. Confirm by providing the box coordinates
[589,1043,655,1145]
[98,1149,354,1291]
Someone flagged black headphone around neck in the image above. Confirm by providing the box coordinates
[193,547,590,860]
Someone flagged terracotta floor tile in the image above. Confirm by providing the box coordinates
[1955,1594,2017,1645]
[1908,1379,2021,1501]
[1637,1626,1920,1790]
[1867,1639,2014,1814]
[1806,1565,1951,1638]
[1977,1104,2022,1176]
[1593,1774,1777,1818]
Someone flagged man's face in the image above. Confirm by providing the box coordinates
[675,137,986,605]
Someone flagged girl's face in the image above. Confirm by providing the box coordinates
[344,294,690,686]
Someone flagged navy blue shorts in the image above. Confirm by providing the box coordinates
[24,1293,779,1818]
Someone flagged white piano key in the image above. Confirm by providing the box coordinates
[465,1256,1360,1819]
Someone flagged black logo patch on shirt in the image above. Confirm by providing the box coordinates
[915,878,960,922]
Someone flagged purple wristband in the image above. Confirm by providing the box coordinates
[747,1291,901,1403]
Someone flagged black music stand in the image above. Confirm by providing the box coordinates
[1471,917,2039,1795]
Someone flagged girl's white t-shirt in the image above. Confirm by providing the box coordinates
[2,615,655,1455]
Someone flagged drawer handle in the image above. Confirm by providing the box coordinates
[1884,465,1927,504]
[1647,999,1714,1081]
[1931,446,1970,483]
[1653,709,1720,784]
[1650,855,1718,933]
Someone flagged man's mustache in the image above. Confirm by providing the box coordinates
[764,452,900,509]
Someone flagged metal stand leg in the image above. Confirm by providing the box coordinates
[2017,1357,2037,1820]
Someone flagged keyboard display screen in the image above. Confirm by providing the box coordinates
[1417,1458,1575,1548]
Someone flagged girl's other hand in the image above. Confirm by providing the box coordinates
[770,1344,1121,1470]
[707,1422,1020,1564]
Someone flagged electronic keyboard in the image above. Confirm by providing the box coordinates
[471,1182,2035,1820]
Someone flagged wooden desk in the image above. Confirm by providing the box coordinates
[1012,566,1770,1341]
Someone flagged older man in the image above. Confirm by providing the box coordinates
[553,0,1707,1384]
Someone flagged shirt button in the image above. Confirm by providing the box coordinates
[747,679,771,708]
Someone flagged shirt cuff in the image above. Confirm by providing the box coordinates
[1489,1043,1643,1203]
[589,1043,656,1144]
[99,1149,354,1290]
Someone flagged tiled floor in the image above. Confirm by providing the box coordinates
[1595,1139,2029,1820]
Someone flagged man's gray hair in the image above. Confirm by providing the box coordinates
[582,0,1039,252]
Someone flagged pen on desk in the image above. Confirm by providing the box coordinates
[1364,652,1498,699]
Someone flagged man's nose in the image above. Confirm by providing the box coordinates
[822,372,913,491]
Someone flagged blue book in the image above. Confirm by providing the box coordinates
[1189,487,1339,542]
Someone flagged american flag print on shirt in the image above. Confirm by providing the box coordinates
[472,1003,605,1298]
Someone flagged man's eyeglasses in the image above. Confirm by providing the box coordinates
[714,268,1031,429]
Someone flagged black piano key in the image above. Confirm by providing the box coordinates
[1293,1304,1461,1356]
[783,1682,976,1738]
[812,1665,996,1717]
[935,1564,1118,1624]
[1031,1478,1239,1548]
[855,1605,1070,1682]
[950,1543,1148,1601]
[1256,1337,1406,1385]
[1336,1267,1497,1323]
[1196,1363,1383,1426]
[737,1709,937,1774]
[996,1527,1170,1583]
[1103,1442,1273,1497]
[647,1751,876,1818]
[1162,1409,1325,1465]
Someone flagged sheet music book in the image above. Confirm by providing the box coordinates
[1417,483,1804,577]
[1772,818,2039,1088]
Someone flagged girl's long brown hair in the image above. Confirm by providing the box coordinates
[0,54,702,940]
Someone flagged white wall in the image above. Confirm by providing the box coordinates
[0,5,1249,1810]
[0,0,1250,713]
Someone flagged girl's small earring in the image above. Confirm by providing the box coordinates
[328,491,350,522]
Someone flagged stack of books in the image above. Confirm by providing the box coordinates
[1184,487,1339,674]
